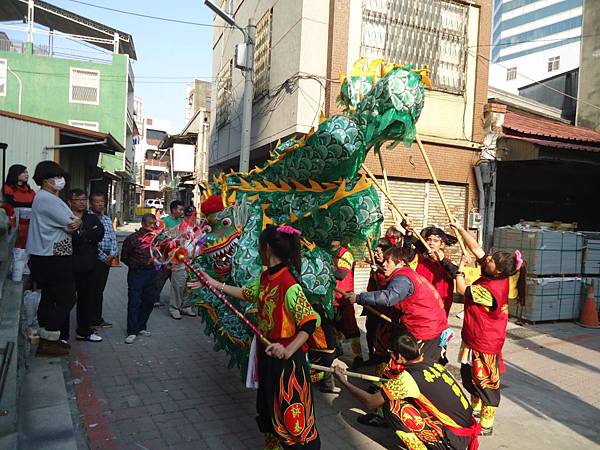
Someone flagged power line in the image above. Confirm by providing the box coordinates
[470,48,600,113]
[469,31,600,49]
[61,0,230,28]
[7,67,215,84]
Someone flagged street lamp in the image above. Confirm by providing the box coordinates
[204,0,255,173]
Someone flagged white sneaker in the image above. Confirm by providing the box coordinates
[76,333,103,342]
[182,307,197,317]
[139,330,151,337]
[170,309,182,320]
[124,334,136,344]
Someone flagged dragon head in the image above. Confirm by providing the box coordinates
[339,58,430,149]
[200,195,241,278]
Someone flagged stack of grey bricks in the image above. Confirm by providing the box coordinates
[494,226,585,322]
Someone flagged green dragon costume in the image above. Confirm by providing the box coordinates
[190,59,429,375]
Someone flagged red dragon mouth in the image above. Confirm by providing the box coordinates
[202,232,240,274]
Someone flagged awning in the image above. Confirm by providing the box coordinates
[116,170,135,182]
[501,135,600,153]
[103,171,121,181]
[0,110,125,154]
[159,133,197,149]
[503,111,600,144]
[0,0,136,59]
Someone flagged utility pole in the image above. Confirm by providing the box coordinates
[204,1,255,173]
[239,18,255,173]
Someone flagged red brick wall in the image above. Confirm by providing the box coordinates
[325,0,350,117]
[363,142,480,218]
[472,0,492,143]
[325,0,489,221]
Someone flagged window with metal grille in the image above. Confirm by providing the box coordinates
[68,120,99,131]
[70,68,100,104]
[0,59,7,97]
[216,60,233,128]
[547,56,560,72]
[360,0,469,94]
[254,8,273,100]
[506,67,517,81]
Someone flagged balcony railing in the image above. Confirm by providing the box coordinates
[128,60,135,88]
[0,38,24,54]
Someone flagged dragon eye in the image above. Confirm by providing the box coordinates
[221,218,232,227]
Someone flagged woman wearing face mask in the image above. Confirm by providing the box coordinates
[26,161,81,357]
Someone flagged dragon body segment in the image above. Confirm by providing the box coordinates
[190,60,429,376]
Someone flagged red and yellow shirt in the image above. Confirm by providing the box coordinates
[242,266,319,341]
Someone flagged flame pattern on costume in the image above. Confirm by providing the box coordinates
[272,361,318,447]
[473,352,500,391]
[386,399,446,446]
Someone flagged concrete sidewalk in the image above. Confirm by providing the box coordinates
[62,264,600,449]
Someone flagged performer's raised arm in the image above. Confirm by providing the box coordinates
[449,218,485,260]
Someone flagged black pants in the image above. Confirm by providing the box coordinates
[365,312,380,359]
[30,255,77,337]
[90,260,110,324]
[61,270,96,340]
[127,269,157,335]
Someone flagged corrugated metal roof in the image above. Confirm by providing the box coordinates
[503,111,600,144]
[0,114,55,172]
[0,110,124,153]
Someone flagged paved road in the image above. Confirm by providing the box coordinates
[67,263,600,449]
[68,264,393,449]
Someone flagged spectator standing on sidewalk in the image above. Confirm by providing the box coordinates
[161,200,195,319]
[3,164,36,281]
[152,200,182,308]
[121,213,158,344]
[89,192,118,329]
[65,189,105,342]
[26,161,80,357]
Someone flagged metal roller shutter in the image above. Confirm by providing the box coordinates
[378,178,467,259]
[378,178,427,231]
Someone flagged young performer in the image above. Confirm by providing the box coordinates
[334,332,480,450]
[404,223,459,316]
[364,238,392,366]
[450,219,527,436]
[345,247,449,366]
[331,238,364,369]
[200,225,321,449]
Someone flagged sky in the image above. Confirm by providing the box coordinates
[33,0,218,132]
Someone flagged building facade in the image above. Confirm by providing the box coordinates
[0,0,136,219]
[489,0,583,93]
[185,79,212,123]
[209,0,491,239]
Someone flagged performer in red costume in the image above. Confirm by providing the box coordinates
[345,247,449,366]
[199,225,321,449]
[334,332,480,450]
[331,238,364,369]
[403,222,459,316]
[450,219,527,436]
[364,238,392,367]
